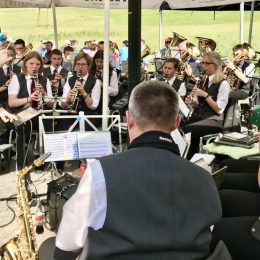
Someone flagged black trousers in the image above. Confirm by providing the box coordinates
[182,118,223,159]
[211,216,260,260]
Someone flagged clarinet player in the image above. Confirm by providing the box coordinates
[182,51,230,159]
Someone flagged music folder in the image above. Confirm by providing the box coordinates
[12,107,42,127]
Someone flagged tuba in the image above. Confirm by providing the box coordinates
[170,32,187,48]
[141,45,151,59]
[196,36,216,56]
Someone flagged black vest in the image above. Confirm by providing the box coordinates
[83,131,221,259]
[68,74,99,115]
[0,65,21,106]
[194,81,224,121]
[12,73,47,113]
[171,77,183,92]
[43,67,68,96]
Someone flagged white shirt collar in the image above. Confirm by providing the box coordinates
[50,64,62,73]
[165,75,176,85]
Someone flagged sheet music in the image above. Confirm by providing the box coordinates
[44,132,79,162]
[171,129,187,157]
[78,131,113,159]
[178,94,190,118]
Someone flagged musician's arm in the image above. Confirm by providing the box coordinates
[55,160,106,252]
[60,81,72,109]
[44,79,54,108]
[84,79,101,109]
[108,70,119,97]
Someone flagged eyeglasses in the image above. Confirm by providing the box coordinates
[201,61,214,65]
[165,41,171,44]
[75,63,87,67]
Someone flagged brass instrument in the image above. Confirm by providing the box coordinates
[177,43,200,81]
[196,36,216,56]
[141,45,151,59]
[170,32,187,48]
[225,49,249,91]
[0,153,51,260]
[14,45,33,66]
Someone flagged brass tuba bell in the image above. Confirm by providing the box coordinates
[170,32,187,48]
[196,36,216,56]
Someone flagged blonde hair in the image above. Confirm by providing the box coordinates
[202,51,223,84]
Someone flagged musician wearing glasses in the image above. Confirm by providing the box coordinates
[0,43,21,108]
[43,49,69,98]
[158,37,172,59]
[183,51,230,158]
[60,52,101,129]
[14,38,27,67]
[224,43,256,101]
[162,58,186,99]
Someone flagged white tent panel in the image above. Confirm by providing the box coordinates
[4,0,258,9]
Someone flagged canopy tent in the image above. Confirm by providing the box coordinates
[2,0,259,129]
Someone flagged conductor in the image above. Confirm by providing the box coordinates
[49,81,222,259]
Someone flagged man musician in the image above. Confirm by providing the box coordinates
[224,43,256,102]
[43,49,69,99]
[0,43,21,108]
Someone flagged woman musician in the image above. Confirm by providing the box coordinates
[162,58,186,99]
[182,51,230,159]
[60,52,101,130]
[89,49,119,107]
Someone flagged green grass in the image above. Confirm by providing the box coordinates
[1,7,260,58]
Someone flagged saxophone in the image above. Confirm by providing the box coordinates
[0,153,51,260]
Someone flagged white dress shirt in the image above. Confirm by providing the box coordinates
[165,76,186,97]
[55,159,107,251]
[8,74,53,103]
[62,73,101,109]
[206,74,230,111]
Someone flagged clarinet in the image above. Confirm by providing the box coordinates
[187,73,204,119]
[71,70,82,111]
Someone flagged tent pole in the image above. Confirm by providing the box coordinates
[159,10,162,50]
[102,0,110,130]
[51,0,58,48]
[248,1,255,45]
[239,1,244,44]
[128,0,141,96]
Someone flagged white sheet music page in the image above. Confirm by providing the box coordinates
[178,94,190,118]
[43,132,79,162]
[78,131,112,159]
[171,129,187,157]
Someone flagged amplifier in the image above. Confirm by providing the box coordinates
[47,173,79,231]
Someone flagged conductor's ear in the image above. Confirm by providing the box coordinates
[170,114,181,132]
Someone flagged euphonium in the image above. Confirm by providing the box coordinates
[14,45,33,65]
[170,32,187,48]
[141,45,151,59]
[196,36,216,56]
[224,49,249,91]
[0,153,51,260]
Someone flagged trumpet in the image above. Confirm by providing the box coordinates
[14,45,33,65]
